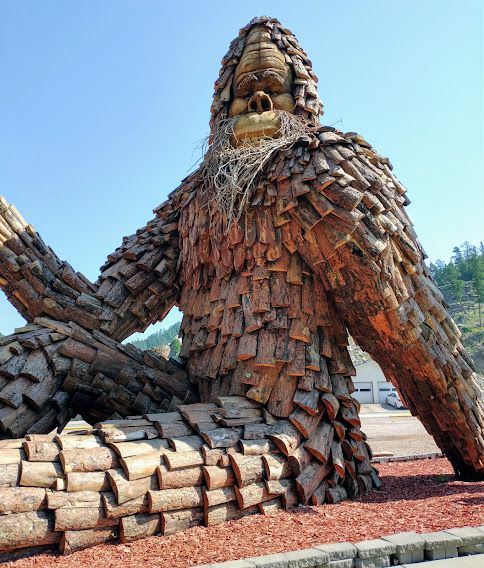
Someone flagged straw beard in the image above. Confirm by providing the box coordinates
[202,110,314,225]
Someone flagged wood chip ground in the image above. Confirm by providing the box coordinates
[5,458,483,568]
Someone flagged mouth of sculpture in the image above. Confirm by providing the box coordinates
[232,111,281,145]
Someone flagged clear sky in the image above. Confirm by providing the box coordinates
[1,0,482,336]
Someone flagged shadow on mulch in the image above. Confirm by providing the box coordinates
[332,472,484,505]
[456,496,484,506]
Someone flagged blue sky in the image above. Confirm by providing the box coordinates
[1,0,482,336]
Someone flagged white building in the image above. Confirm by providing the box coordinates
[348,341,397,404]
[352,358,397,404]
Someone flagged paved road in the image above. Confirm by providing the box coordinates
[361,413,440,457]
[402,555,484,568]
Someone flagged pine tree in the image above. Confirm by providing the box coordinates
[169,337,182,357]
[452,245,463,268]
[445,262,464,304]
[470,253,484,327]
[429,259,447,287]
[128,322,181,351]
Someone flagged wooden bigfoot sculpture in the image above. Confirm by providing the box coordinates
[0,16,482,556]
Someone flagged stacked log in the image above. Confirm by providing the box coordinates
[0,398,377,556]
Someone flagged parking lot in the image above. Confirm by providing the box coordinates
[360,405,441,457]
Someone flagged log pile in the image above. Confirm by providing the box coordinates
[0,398,378,556]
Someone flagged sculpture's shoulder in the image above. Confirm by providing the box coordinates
[303,125,409,207]
[310,125,394,174]
[276,125,418,262]
[99,169,204,275]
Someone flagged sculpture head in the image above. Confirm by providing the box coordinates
[210,16,322,144]
[228,25,296,142]
[203,17,323,222]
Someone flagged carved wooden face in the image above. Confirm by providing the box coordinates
[229,26,295,143]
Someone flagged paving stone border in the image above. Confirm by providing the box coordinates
[371,452,443,464]
[194,526,484,567]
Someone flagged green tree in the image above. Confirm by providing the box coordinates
[460,242,478,280]
[169,337,182,357]
[127,321,181,351]
[452,245,463,270]
[445,262,464,303]
[427,241,484,373]
[470,254,484,326]
[429,259,447,287]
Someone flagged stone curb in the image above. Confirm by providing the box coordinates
[193,526,484,567]
[371,451,443,463]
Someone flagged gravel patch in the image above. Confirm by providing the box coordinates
[362,416,441,457]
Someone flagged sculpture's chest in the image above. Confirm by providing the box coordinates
[175,182,354,404]
[177,182,322,330]
[178,183,288,288]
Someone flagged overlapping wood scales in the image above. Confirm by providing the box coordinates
[172,132,366,484]
[176,168,356,420]
[1,123,481,479]
[0,322,197,438]
[0,191,183,342]
[0,398,377,557]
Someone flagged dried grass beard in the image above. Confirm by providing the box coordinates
[202,110,314,225]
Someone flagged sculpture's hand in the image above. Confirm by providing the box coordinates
[0,194,181,342]
[284,133,484,479]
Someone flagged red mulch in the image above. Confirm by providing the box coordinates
[6,458,484,568]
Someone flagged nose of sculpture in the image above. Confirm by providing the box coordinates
[248,91,274,113]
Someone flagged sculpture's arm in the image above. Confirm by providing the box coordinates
[0,180,201,437]
[94,200,181,341]
[283,132,484,479]
[0,193,181,341]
